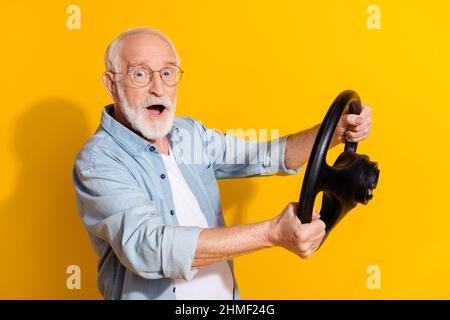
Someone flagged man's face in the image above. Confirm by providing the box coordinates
[111,34,179,141]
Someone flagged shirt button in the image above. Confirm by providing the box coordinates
[160,173,166,179]
[170,210,175,215]
[149,146,155,152]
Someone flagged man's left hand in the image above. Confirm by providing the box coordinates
[332,103,372,145]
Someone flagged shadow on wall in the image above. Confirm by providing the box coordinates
[0,98,101,299]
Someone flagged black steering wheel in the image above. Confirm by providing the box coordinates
[297,90,379,236]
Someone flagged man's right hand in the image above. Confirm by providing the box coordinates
[267,202,326,259]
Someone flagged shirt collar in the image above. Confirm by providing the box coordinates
[100,104,179,157]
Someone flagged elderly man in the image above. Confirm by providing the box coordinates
[72,27,372,300]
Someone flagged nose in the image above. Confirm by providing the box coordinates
[147,71,165,97]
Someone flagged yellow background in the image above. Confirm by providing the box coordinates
[1,0,449,299]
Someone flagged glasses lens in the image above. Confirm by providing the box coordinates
[161,65,183,86]
[130,66,151,87]
[129,65,183,87]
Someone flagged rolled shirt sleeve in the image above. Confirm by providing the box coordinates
[276,134,304,175]
[73,149,202,281]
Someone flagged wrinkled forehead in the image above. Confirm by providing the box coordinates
[118,34,177,69]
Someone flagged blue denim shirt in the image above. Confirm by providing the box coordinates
[72,105,301,300]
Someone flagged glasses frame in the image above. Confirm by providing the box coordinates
[111,64,184,87]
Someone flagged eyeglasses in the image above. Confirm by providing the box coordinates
[112,64,184,87]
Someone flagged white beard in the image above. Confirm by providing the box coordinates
[116,84,176,141]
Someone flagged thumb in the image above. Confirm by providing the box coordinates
[312,208,321,220]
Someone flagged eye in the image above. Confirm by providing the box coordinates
[135,70,147,78]
[162,68,173,77]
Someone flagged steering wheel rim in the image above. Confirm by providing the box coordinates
[297,90,362,224]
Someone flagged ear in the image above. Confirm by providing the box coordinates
[102,72,119,102]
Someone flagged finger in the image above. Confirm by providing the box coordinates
[310,240,322,254]
[315,229,326,242]
[346,124,371,137]
[307,231,325,246]
[342,114,364,127]
[309,242,320,254]
[344,104,371,126]
[307,234,326,255]
[360,104,372,117]
[347,113,371,129]
[311,227,326,243]
[345,128,370,141]
[310,219,326,233]
[351,111,372,131]
[345,133,369,143]
[349,118,372,132]
[304,239,323,257]
[312,208,321,220]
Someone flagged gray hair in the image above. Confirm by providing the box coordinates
[105,26,180,72]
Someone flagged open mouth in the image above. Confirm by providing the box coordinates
[145,104,166,116]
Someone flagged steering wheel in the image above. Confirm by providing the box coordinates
[297,90,380,237]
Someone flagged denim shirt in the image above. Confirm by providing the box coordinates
[72,105,301,300]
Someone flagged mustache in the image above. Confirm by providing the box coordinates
[137,95,174,110]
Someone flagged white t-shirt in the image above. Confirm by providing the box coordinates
[161,148,234,300]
